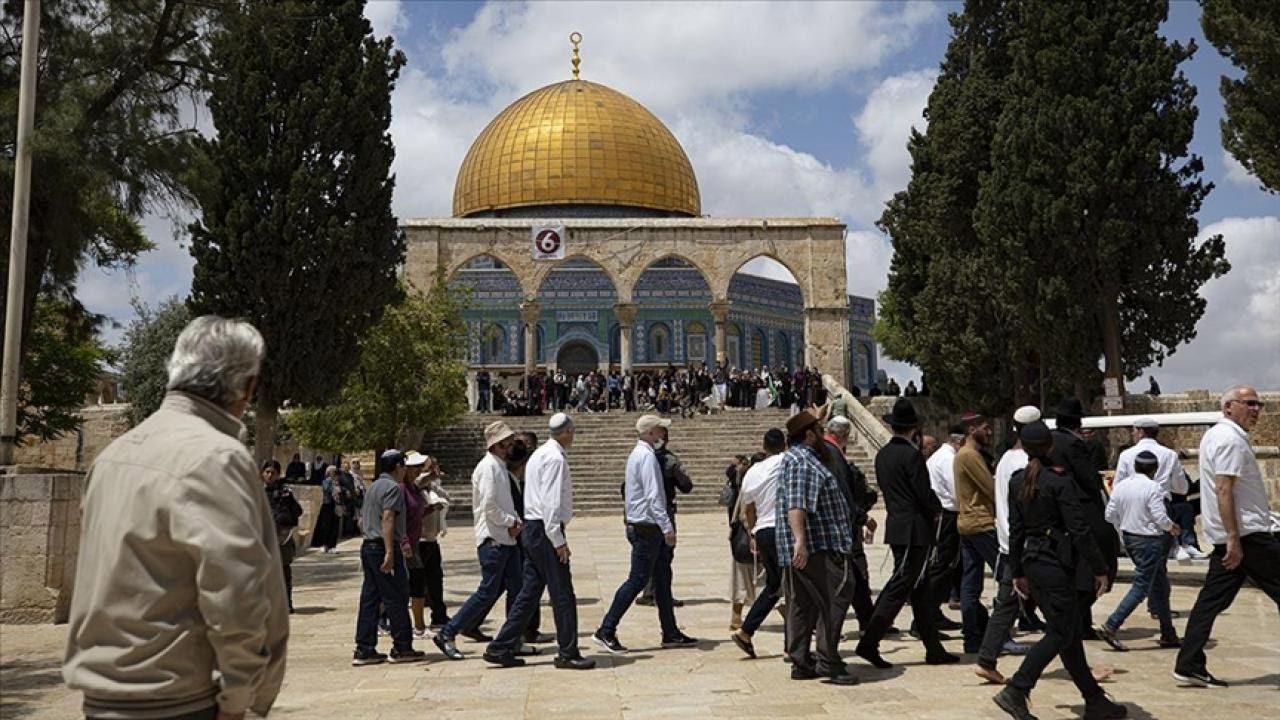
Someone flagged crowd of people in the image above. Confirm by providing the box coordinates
[57,313,1278,720]
[474,364,839,416]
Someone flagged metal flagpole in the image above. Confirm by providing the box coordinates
[1,0,42,465]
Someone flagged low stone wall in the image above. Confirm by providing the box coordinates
[13,405,131,472]
[1,472,86,624]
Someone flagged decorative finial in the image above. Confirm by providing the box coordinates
[570,31,582,79]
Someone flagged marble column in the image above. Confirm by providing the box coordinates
[614,302,637,374]
[709,300,731,367]
[520,302,541,383]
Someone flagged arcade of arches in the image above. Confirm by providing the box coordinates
[405,216,864,387]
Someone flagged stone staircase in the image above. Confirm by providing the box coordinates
[421,409,877,518]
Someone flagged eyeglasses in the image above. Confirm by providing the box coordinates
[1229,399,1265,409]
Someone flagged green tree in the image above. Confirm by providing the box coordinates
[188,0,406,462]
[119,296,190,425]
[288,278,468,454]
[1,0,212,375]
[877,0,1024,413]
[17,295,110,442]
[977,0,1228,396]
[1201,0,1280,193]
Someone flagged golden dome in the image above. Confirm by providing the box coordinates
[453,80,701,217]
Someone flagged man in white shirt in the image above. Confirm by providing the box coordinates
[434,421,524,661]
[594,415,697,653]
[974,406,1040,684]
[1175,385,1280,689]
[922,424,965,628]
[731,428,787,657]
[1098,451,1181,652]
[1113,418,1179,497]
[484,414,595,670]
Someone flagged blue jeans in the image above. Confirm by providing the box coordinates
[441,541,521,641]
[1106,533,1174,635]
[599,525,677,637]
[960,530,999,650]
[489,520,580,658]
[355,540,413,652]
[1168,501,1198,548]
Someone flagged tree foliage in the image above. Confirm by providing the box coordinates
[18,295,110,442]
[878,0,1228,412]
[119,296,190,425]
[288,277,469,453]
[1201,0,1280,193]
[187,0,406,461]
[1,0,212,371]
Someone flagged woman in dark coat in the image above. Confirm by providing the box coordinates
[993,421,1127,720]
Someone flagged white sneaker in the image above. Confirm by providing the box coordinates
[1175,546,1192,563]
[413,627,429,639]
[1183,546,1209,560]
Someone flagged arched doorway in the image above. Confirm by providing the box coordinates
[557,341,600,377]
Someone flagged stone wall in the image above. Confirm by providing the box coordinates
[1,472,85,624]
[12,405,131,473]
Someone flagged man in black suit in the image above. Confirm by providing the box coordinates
[1050,398,1118,638]
[855,398,959,669]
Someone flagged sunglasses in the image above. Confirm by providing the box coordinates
[1229,399,1265,409]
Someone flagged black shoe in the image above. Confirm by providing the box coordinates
[389,648,426,664]
[822,671,859,686]
[635,595,655,607]
[592,630,627,654]
[993,686,1038,720]
[791,665,820,680]
[1082,626,1101,641]
[1172,669,1228,688]
[482,651,526,668]
[1017,616,1046,633]
[1084,693,1128,719]
[731,631,756,659]
[524,631,555,644]
[661,632,698,648]
[433,634,464,661]
[554,654,597,670]
[352,648,387,666]
[854,642,893,669]
[459,627,492,642]
[1096,625,1128,652]
[1150,609,1181,620]
[925,651,961,665]
[1157,635,1182,649]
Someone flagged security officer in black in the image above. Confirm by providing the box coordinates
[1050,398,1118,638]
[993,421,1127,720]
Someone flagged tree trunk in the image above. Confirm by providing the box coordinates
[1099,287,1124,396]
[254,399,278,467]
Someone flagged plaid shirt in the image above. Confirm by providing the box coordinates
[775,444,853,567]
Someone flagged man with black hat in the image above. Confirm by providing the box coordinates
[1050,397,1117,637]
[776,410,859,685]
[855,398,959,668]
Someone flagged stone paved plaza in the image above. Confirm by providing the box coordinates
[2,509,1277,719]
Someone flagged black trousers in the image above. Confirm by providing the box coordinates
[923,511,961,614]
[489,520,581,658]
[785,551,854,675]
[1009,560,1102,701]
[848,539,875,630]
[280,538,296,610]
[1176,532,1280,675]
[420,540,449,626]
[860,543,943,653]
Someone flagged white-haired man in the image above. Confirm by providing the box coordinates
[484,413,596,670]
[1174,385,1280,689]
[64,316,289,720]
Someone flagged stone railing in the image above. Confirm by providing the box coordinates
[1,471,86,623]
[846,394,891,453]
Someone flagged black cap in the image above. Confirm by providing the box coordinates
[1019,420,1052,446]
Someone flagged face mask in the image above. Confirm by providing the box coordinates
[654,438,666,451]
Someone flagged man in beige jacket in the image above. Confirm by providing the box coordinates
[64,316,289,720]
[953,411,999,654]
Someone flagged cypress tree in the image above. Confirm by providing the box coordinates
[188,0,406,460]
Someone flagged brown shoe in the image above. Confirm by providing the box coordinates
[975,665,1006,685]
[731,630,756,659]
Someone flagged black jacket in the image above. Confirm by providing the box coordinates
[875,436,940,546]
[822,439,873,533]
[1008,464,1106,582]
[1050,428,1112,541]
[266,482,303,530]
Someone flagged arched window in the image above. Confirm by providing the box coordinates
[481,323,506,365]
[750,328,768,368]
[649,322,671,363]
[536,324,546,363]
[686,320,707,364]
[609,324,621,364]
[726,323,741,368]
[775,331,792,370]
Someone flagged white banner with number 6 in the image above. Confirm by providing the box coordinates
[531,225,566,260]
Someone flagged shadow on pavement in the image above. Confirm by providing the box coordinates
[0,658,64,720]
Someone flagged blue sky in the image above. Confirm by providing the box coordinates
[79,1,1279,392]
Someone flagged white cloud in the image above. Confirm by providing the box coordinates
[855,69,937,200]
[1222,149,1256,188]
[364,0,406,39]
[1148,216,1280,392]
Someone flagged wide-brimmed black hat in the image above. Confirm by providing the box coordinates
[882,398,921,429]
[1055,397,1086,422]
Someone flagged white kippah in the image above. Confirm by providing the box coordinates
[549,412,573,432]
[1013,406,1041,425]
